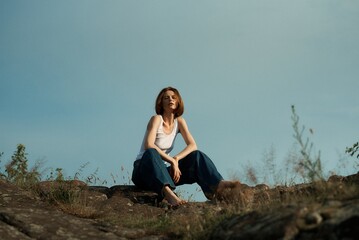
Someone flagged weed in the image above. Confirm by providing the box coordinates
[174,185,201,202]
[73,162,90,181]
[261,145,285,185]
[245,165,258,185]
[71,162,107,185]
[120,165,132,185]
[238,106,324,187]
[3,144,41,187]
[46,183,79,204]
[45,167,66,181]
[346,142,359,166]
[282,145,302,185]
[291,105,323,182]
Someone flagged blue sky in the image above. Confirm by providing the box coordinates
[1,1,358,201]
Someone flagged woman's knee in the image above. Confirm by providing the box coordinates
[143,148,160,159]
[191,150,215,166]
[190,150,202,158]
[185,150,207,164]
[191,150,207,159]
[146,148,158,154]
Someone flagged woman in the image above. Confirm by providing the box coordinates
[132,87,239,206]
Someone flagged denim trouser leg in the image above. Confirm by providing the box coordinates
[132,148,176,196]
[175,150,224,198]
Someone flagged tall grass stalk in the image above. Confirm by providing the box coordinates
[291,105,323,182]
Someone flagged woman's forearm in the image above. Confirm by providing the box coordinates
[174,143,197,161]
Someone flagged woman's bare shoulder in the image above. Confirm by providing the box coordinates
[151,115,162,121]
[176,116,188,128]
[176,116,186,123]
[147,115,161,130]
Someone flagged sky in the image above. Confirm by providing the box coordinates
[1,0,358,201]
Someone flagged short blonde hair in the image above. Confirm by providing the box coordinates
[155,87,184,118]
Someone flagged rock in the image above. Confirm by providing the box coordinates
[88,185,111,196]
[329,171,359,184]
[210,199,359,240]
[89,185,162,206]
[110,185,162,205]
[0,180,165,239]
[209,205,299,240]
[209,172,359,240]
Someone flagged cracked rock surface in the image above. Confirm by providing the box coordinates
[0,180,120,240]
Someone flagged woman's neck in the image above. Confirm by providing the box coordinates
[162,112,175,125]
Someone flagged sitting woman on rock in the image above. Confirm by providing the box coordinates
[132,86,240,206]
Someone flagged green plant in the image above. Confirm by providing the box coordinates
[346,142,359,159]
[46,183,79,204]
[291,106,323,182]
[4,144,41,187]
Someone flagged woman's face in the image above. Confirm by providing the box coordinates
[162,90,178,113]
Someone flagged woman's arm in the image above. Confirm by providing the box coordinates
[144,115,177,165]
[174,117,198,161]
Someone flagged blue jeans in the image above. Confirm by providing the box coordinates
[132,148,224,199]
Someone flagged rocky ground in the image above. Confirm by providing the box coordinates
[1,172,359,239]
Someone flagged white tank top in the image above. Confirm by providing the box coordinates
[136,115,179,160]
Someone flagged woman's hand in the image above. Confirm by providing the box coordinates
[170,157,181,183]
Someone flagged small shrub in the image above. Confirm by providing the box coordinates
[42,181,99,218]
[4,144,41,187]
